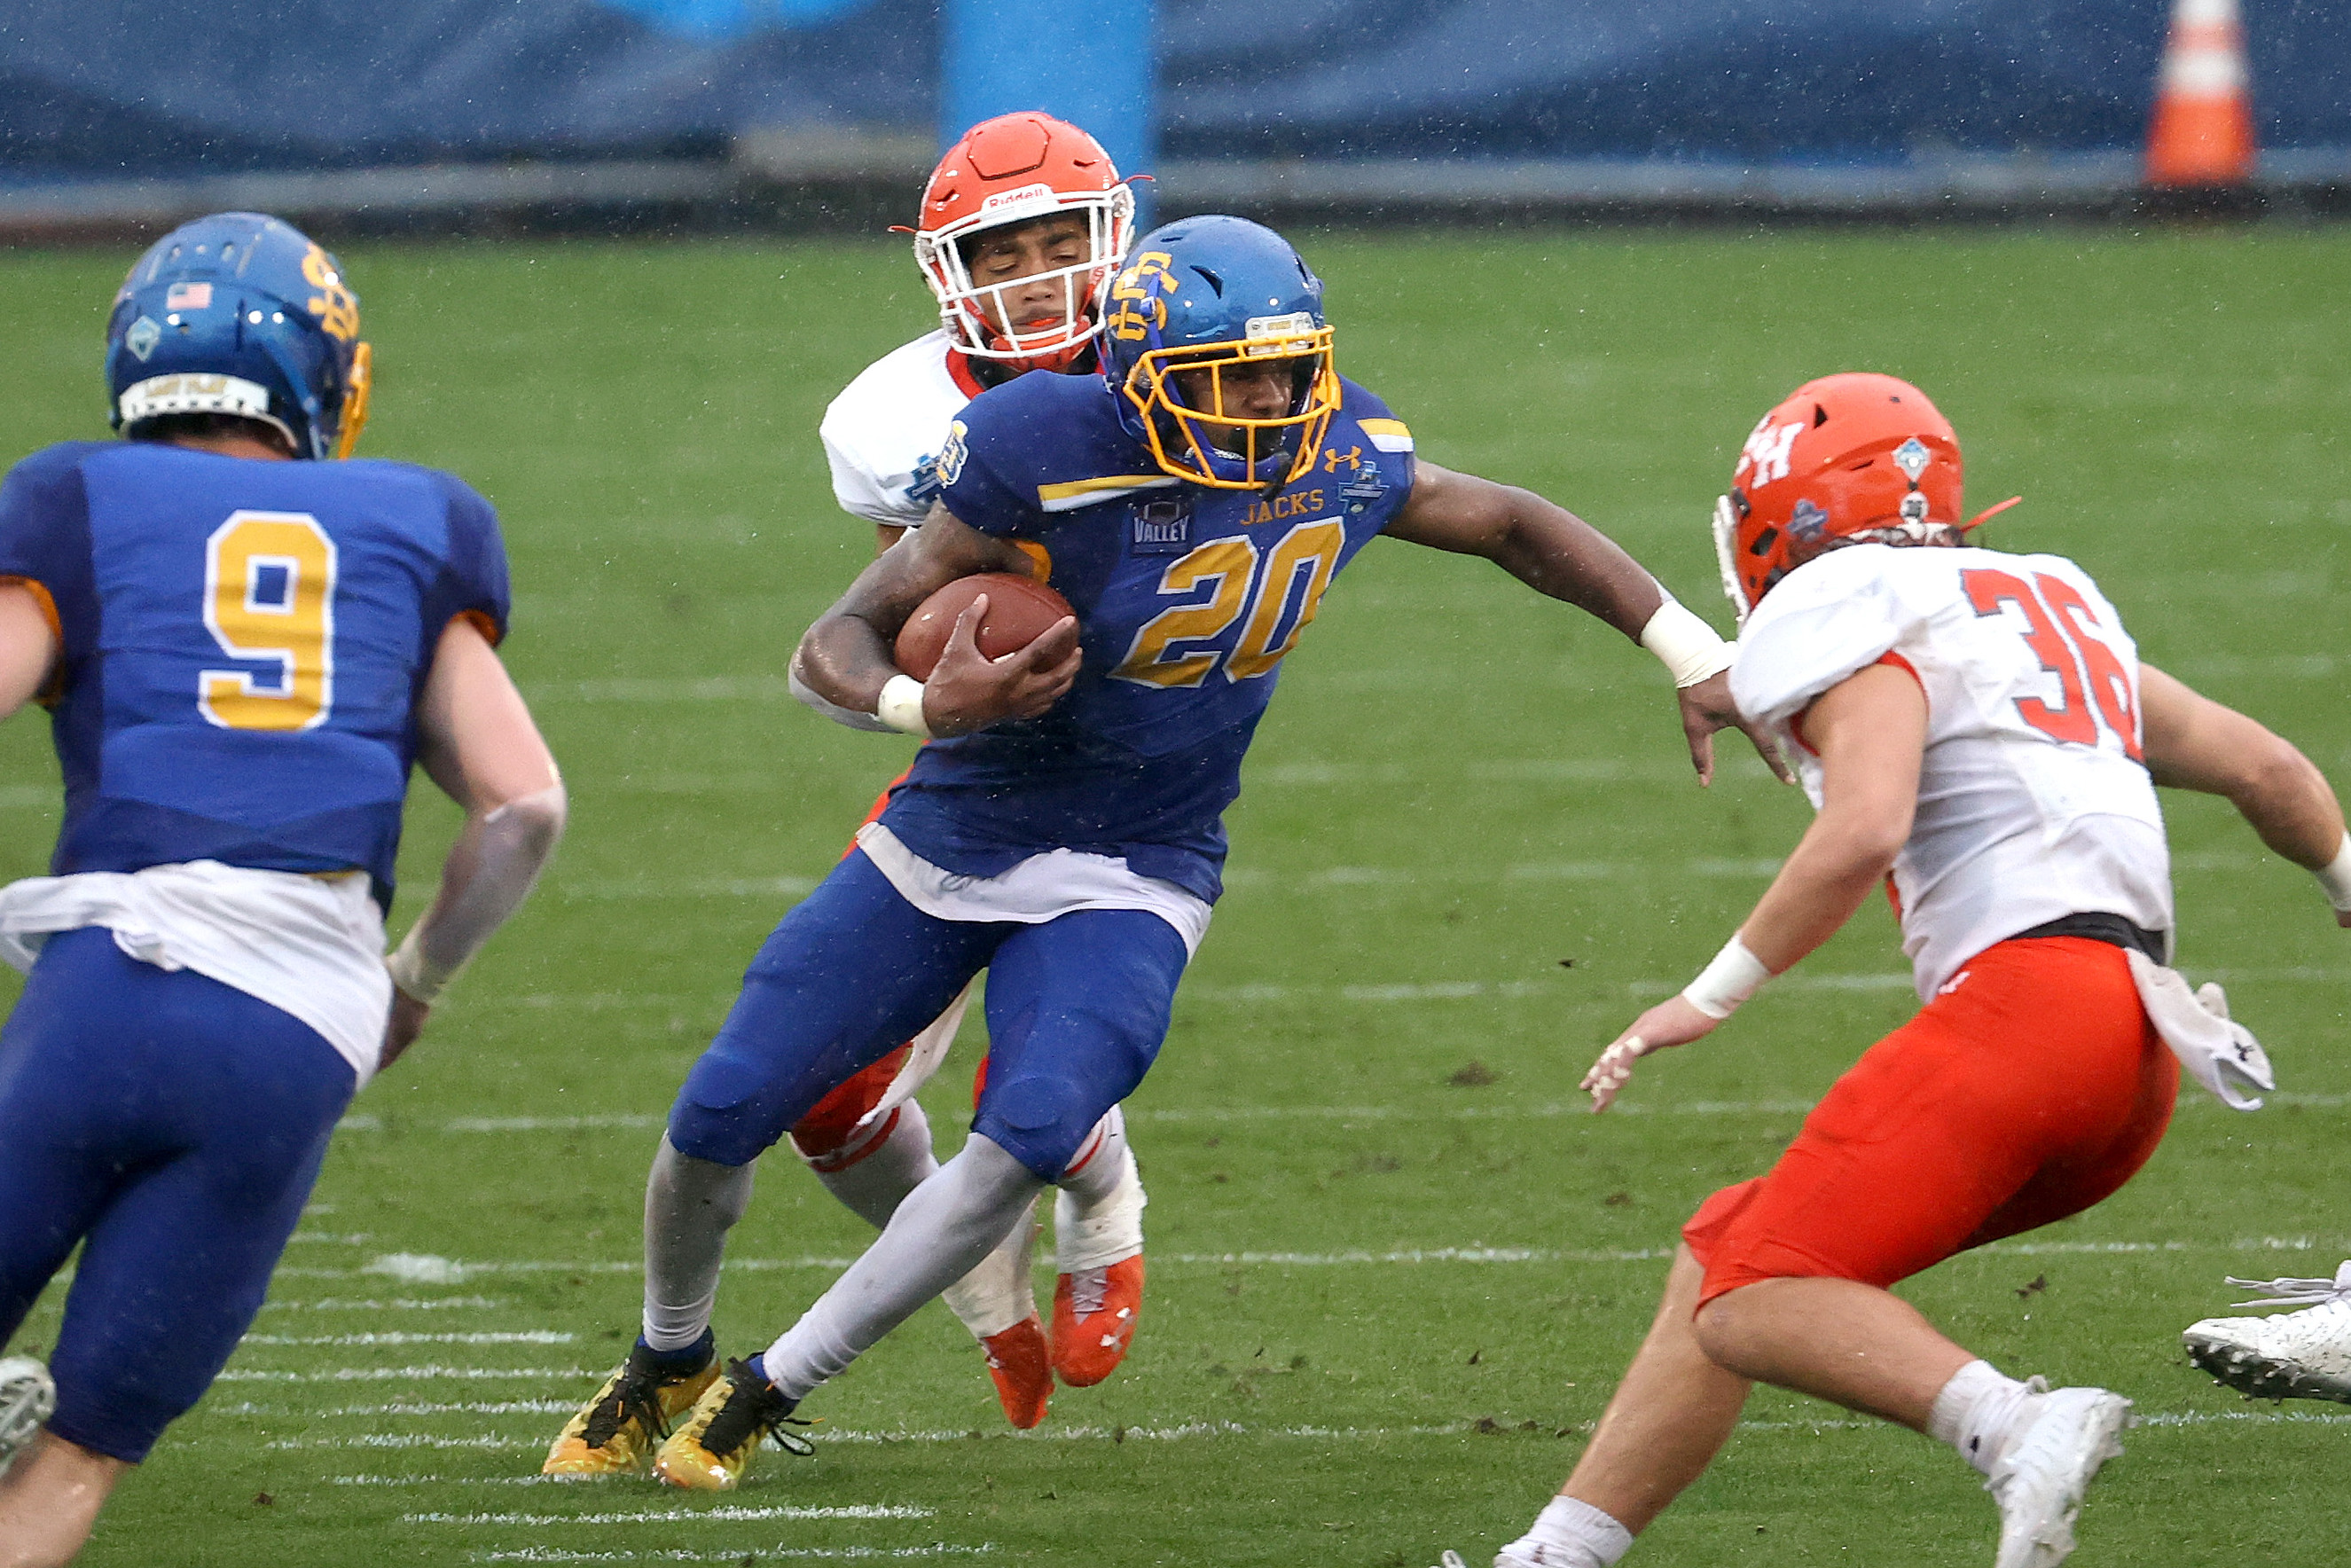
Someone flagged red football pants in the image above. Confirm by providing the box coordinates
[1683,936,2177,1309]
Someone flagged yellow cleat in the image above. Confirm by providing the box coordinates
[543,1343,720,1476]
[651,1357,806,1491]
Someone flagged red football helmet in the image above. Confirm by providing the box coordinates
[1714,372,2012,620]
[913,112,1137,373]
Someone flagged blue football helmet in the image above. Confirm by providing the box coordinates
[104,212,372,460]
[1100,215,1340,490]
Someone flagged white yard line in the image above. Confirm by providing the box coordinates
[361,960,2342,1052]
[488,849,2304,908]
[238,1401,578,1419]
[410,1505,931,1525]
[474,1549,992,1564]
[288,1233,2347,1290]
[370,1085,2351,1141]
[218,1367,595,1384]
[242,1332,573,1346]
[275,1433,541,1450]
[258,1298,509,1313]
[321,1410,2346,1479]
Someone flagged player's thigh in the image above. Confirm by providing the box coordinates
[1690,938,2159,1301]
[671,851,997,1165]
[972,908,1187,1180]
[36,942,355,1461]
[0,929,148,1343]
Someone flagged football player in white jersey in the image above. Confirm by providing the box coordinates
[1462,373,2350,1568]
[545,112,1148,1467]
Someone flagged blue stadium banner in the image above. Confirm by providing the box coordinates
[3,0,2344,182]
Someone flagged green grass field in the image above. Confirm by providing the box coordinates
[3,224,2349,1566]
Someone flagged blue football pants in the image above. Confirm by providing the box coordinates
[0,926,357,1462]
[669,849,1188,1180]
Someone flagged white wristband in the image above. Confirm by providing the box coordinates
[876,674,932,739]
[2318,833,2351,911]
[386,929,460,1007]
[1680,935,1772,1020]
[1640,599,1736,688]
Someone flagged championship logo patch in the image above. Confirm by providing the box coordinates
[1789,498,1830,540]
[1893,436,1932,481]
[124,315,162,362]
[1339,457,1386,504]
[1130,494,1192,554]
[906,452,944,507]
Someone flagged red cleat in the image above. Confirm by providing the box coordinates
[1052,1254,1144,1386]
[981,1315,1052,1429]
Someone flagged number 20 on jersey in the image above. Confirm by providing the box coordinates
[1113,518,1344,687]
[200,510,338,732]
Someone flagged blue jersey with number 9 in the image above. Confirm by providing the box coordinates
[0,441,510,907]
[884,369,1415,903]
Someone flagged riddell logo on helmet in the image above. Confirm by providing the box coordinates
[980,183,1056,214]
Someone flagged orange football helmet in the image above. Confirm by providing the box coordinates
[913,112,1137,373]
[1712,372,2015,620]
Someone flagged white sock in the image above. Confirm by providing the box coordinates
[807,1102,940,1230]
[640,1136,756,1352]
[1501,1494,1633,1568]
[1054,1107,1128,1206]
[1926,1359,2041,1478]
[938,1193,1041,1340]
[762,1133,1046,1402]
[1054,1128,1146,1274]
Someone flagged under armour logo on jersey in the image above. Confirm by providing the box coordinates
[1938,969,1972,996]
[1738,419,1802,485]
[1893,436,1932,480]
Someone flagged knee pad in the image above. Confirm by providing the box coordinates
[974,1071,1124,1181]
[788,1046,913,1173]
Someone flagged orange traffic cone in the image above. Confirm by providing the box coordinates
[2146,0,2256,187]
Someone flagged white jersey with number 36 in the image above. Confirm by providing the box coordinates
[1732,543,2173,999]
[819,330,980,529]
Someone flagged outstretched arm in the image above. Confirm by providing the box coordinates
[2141,662,2351,926]
[385,617,567,1069]
[1583,662,1926,1109]
[792,502,1080,740]
[1383,463,1789,785]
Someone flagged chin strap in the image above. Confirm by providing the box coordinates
[1962,495,2023,532]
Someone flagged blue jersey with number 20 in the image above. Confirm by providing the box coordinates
[0,441,511,907]
[884,371,1416,903]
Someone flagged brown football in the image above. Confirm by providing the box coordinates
[893,572,1075,681]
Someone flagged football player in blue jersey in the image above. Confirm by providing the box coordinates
[0,213,564,1563]
[593,214,1782,1490]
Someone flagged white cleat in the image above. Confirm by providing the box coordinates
[2182,1262,2351,1404]
[1987,1386,2131,1568]
[0,1356,55,1477]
